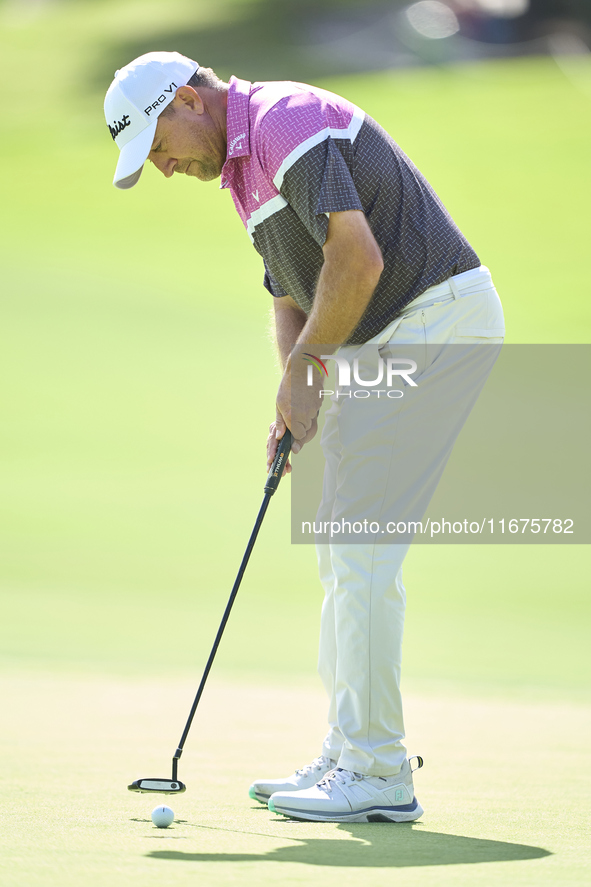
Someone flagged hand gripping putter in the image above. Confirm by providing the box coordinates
[128,431,292,795]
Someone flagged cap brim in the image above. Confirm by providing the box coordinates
[113,121,157,190]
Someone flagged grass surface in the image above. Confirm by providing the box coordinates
[1,2,590,884]
[2,674,590,887]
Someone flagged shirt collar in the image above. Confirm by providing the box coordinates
[221,76,252,188]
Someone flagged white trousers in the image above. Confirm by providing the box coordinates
[316,265,505,776]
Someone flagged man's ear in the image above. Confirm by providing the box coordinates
[173,85,204,115]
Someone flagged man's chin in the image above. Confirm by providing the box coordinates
[184,160,221,182]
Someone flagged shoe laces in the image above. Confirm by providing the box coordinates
[294,755,334,778]
[317,768,363,792]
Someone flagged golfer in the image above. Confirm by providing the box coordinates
[104,52,504,822]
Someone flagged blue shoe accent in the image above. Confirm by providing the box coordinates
[273,796,421,822]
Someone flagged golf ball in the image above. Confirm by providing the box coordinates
[151,805,175,828]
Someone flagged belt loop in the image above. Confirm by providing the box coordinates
[449,276,461,300]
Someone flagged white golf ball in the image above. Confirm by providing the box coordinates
[151,805,175,828]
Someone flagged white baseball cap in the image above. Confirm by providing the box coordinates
[104,51,199,189]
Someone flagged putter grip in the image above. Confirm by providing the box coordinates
[264,430,293,495]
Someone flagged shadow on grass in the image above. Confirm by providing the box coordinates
[146,822,551,867]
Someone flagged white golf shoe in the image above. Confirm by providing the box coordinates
[268,756,424,822]
[249,755,336,804]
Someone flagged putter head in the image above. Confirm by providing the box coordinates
[128,778,186,794]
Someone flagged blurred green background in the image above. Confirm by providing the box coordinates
[1,0,590,699]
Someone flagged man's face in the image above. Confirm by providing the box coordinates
[148,88,226,182]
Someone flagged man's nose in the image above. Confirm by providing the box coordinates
[149,153,175,178]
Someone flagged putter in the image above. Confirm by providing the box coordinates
[128,430,293,794]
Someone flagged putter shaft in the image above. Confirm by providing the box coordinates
[171,430,292,782]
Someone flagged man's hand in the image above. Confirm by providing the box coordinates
[275,351,323,454]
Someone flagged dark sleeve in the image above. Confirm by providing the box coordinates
[263,262,288,298]
[279,137,364,247]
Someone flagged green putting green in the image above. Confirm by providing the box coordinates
[1,673,589,887]
[1,1,589,883]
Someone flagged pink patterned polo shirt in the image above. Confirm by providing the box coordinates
[220,76,479,344]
